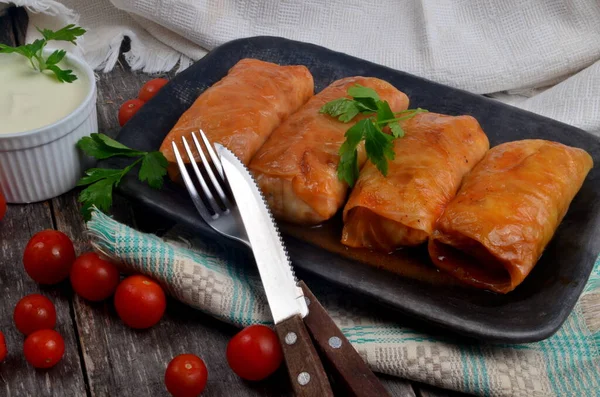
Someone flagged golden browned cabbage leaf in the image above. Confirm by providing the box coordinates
[429,139,593,293]
[341,113,490,251]
[249,76,409,225]
[160,58,314,179]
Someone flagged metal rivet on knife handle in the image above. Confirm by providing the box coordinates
[297,372,311,386]
[299,281,391,397]
[285,332,298,345]
[328,336,342,349]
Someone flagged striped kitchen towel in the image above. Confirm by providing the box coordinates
[87,210,600,397]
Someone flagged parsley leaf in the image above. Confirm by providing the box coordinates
[139,151,169,189]
[77,133,144,159]
[0,24,85,83]
[320,85,429,186]
[337,120,369,187]
[45,49,66,66]
[37,25,86,44]
[389,122,404,138]
[319,98,361,123]
[77,133,168,220]
[364,122,395,176]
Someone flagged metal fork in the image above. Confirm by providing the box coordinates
[171,130,249,248]
[173,130,393,397]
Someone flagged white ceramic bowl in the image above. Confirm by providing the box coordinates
[0,51,97,203]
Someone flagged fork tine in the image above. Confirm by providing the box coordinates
[181,137,222,215]
[198,129,225,180]
[191,131,231,209]
[171,142,214,222]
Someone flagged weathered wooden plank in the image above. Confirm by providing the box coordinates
[0,202,88,397]
[0,9,88,397]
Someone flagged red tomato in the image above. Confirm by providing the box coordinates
[70,253,120,302]
[23,230,76,285]
[165,354,208,397]
[226,325,283,381]
[114,275,166,329]
[13,294,57,335]
[0,331,7,362]
[138,78,169,102]
[23,329,65,369]
[118,99,145,126]
[0,189,6,221]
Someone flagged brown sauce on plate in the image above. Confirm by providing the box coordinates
[280,216,463,287]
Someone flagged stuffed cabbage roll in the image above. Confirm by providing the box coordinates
[160,58,313,179]
[429,139,593,293]
[341,113,490,251]
[249,77,409,224]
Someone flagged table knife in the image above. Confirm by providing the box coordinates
[218,146,391,397]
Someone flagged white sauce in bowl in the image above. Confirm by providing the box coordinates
[0,52,89,134]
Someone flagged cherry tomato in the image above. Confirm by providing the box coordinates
[138,78,169,102]
[0,331,7,362]
[165,354,208,397]
[70,253,120,302]
[23,329,65,369]
[118,99,145,126]
[13,294,57,335]
[0,189,6,221]
[23,230,76,285]
[114,275,166,329]
[226,325,283,381]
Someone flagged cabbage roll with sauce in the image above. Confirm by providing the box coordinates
[341,113,490,251]
[429,139,593,293]
[249,77,409,225]
[160,58,314,179]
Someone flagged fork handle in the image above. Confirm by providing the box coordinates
[275,314,334,397]
[300,282,392,397]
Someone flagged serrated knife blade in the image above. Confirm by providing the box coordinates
[216,145,308,324]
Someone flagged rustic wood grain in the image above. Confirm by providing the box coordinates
[0,10,88,397]
[0,202,88,397]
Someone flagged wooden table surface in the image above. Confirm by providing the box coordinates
[0,7,468,397]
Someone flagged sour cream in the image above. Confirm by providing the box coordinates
[0,52,89,134]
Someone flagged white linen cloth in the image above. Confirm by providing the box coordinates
[2,0,599,135]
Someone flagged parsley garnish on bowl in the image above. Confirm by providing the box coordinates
[0,24,86,82]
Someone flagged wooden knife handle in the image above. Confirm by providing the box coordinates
[300,281,392,397]
[275,314,334,397]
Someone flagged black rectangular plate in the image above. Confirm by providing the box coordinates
[102,36,600,343]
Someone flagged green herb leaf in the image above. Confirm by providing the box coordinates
[77,134,145,159]
[376,101,395,123]
[77,168,124,186]
[37,24,86,44]
[388,122,404,138]
[46,64,77,83]
[45,49,66,65]
[337,120,368,187]
[321,85,429,185]
[139,151,169,189]
[1,24,84,83]
[364,122,395,177]
[347,84,380,101]
[78,177,119,220]
[76,133,169,220]
[319,98,361,123]
[348,84,380,111]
